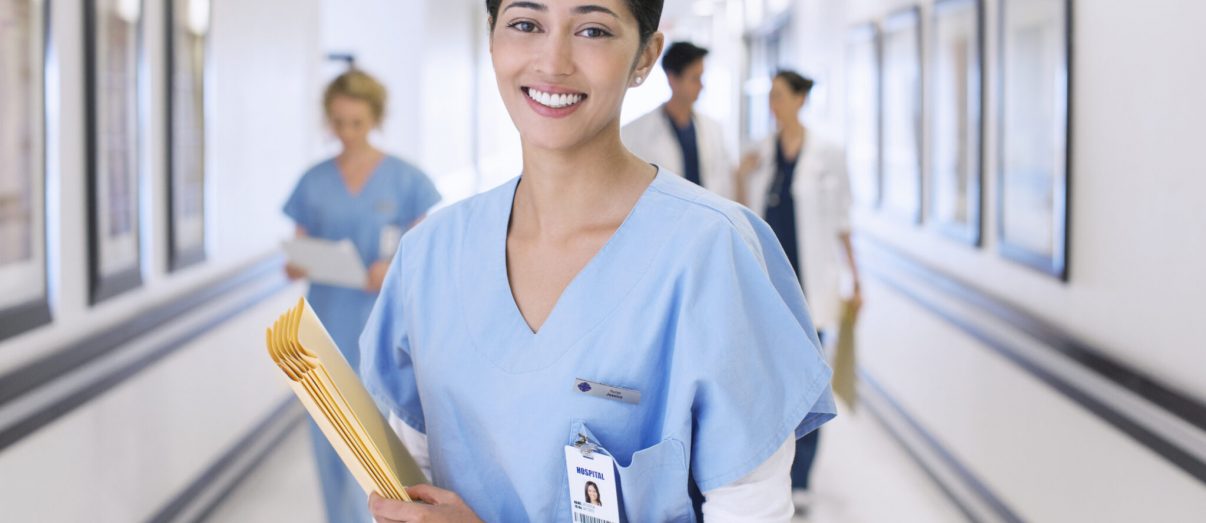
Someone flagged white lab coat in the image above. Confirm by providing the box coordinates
[744,133,852,330]
[622,106,735,200]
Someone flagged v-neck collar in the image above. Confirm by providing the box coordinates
[456,171,681,374]
[334,154,387,198]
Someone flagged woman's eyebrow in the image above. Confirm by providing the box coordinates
[502,2,619,19]
[573,5,619,19]
[503,1,547,13]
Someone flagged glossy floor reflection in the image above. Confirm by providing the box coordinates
[791,408,966,523]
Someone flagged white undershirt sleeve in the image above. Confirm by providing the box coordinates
[701,437,796,523]
[388,411,431,482]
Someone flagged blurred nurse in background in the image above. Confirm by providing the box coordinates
[282,69,440,523]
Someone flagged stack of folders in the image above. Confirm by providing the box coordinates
[266,297,425,501]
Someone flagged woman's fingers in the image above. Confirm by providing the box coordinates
[369,492,429,521]
[284,263,307,280]
[406,483,461,505]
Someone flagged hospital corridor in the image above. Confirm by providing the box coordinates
[1,0,1204,522]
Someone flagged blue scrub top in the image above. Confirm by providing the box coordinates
[665,109,702,187]
[765,137,802,285]
[284,155,440,368]
[361,171,834,522]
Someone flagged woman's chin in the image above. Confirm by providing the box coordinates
[519,128,592,153]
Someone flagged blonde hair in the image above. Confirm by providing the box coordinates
[323,69,387,122]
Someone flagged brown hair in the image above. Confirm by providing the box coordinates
[323,69,387,122]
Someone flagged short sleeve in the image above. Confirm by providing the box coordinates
[359,244,426,433]
[673,216,836,492]
[283,172,315,231]
[400,165,441,226]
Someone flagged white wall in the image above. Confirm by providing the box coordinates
[0,287,303,521]
[0,0,322,517]
[317,0,425,162]
[0,0,318,371]
[800,0,1206,401]
[417,0,482,201]
[778,0,1206,519]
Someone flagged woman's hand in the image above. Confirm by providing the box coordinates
[848,280,864,314]
[284,263,308,281]
[369,487,483,523]
[366,260,391,292]
[733,151,763,206]
[736,151,761,179]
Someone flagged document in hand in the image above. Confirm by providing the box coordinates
[266,298,425,500]
[282,237,368,289]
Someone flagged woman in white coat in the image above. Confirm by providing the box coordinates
[735,70,861,510]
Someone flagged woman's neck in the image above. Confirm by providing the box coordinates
[513,125,654,238]
[339,141,379,162]
[664,98,693,128]
[778,119,805,140]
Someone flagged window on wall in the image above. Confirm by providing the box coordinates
[741,14,792,144]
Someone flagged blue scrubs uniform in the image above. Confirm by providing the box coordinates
[283,155,439,523]
[361,171,834,522]
[666,110,702,187]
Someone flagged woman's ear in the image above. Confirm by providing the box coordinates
[630,32,666,87]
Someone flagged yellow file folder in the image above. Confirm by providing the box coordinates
[266,298,425,501]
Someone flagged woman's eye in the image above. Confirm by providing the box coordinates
[508,20,538,33]
[578,27,612,38]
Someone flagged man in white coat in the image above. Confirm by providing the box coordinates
[622,42,734,200]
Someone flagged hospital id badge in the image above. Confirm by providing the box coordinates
[565,439,621,523]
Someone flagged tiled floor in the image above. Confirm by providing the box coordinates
[792,409,966,523]
[204,423,326,523]
[209,408,966,523]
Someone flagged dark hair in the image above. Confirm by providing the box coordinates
[485,0,664,45]
[662,41,709,77]
[774,70,815,96]
[585,481,602,504]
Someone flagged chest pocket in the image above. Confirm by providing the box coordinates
[566,421,693,523]
[374,199,399,224]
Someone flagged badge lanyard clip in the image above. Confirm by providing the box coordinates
[574,433,599,457]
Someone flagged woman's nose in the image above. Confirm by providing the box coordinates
[533,31,575,77]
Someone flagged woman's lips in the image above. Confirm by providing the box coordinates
[522,86,587,117]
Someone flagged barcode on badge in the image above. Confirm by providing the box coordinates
[575,513,612,523]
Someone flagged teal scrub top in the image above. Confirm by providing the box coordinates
[361,171,834,522]
[284,155,440,367]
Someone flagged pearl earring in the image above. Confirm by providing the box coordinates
[634,76,644,85]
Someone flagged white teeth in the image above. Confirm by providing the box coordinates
[527,88,583,109]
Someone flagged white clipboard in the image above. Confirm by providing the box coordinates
[282,237,367,289]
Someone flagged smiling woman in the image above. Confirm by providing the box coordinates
[359,1,836,522]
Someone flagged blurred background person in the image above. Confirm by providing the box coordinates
[622,41,734,200]
[282,68,440,523]
[735,70,861,516]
